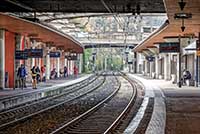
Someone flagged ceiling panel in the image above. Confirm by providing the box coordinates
[0,0,165,13]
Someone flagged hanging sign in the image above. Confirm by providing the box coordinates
[25,49,43,58]
[65,55,77,60]
[146,56,155,62]
[159,42,180,53]
[49,52,61,58]
[15,50,28,60]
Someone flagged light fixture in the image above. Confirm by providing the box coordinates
[178,0,186,11]
[181,19,185,32]
[126,3,131,12]
[132,9,135,15]
[136,4,140,15]
[174,0,190,32]
[174,13,192,19]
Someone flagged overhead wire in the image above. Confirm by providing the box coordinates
[100,0,131,47]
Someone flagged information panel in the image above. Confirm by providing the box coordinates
[146,56,155,62]
[65,55,77,60]
[128,61,133,64]
[15,50,28,60]
[159,42,180,53]
[49,52,61,58]
[25,49,43,58]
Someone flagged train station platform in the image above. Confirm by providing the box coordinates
[0,74,91,98]
[125,73,200,134]
[0,74,92,110]
[134,74,200,92]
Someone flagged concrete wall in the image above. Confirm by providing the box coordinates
[5,31,15,88]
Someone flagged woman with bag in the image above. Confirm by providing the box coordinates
[31,66,37,89]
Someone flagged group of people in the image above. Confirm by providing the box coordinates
[17,65,46,89]
[50,65,78,79]
[17,64,78,89]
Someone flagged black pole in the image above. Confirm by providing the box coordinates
[134,52,137,73]
[82,51,85,73]
[196,32,200,87]
[178,35,182,88]
[196,56,199,87]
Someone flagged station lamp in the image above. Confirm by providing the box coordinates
[178,0,186,11]
[174,0,193,32]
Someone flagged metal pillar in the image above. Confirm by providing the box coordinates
[64,56,67,67]
[178,36,182,88]
[78,54,83,73]
[144,60,148,75]
[164,54,171,80]
[0,30,5,89]
[46,53,50,80]
[134,52,137,73]
[82,52,85,73]
[155,55,159,79]
[196,56,199,87]
[56,57,60,77]
[196,32,200,87]
[104,57,107,71]
[150,62,153,78]
[67,60,69,75]
[31,46,36,67]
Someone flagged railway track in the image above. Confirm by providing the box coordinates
[0,75,98,113]
[0,75,102,128]
[51,74,137,134]
[0,73,120,134]
[0,72,138,134]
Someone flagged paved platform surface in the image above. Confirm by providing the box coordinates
[0,74,91,99]
[125,73,200,134]
[125,73,166,134]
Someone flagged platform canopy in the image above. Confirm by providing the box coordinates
[0,13,83,53]
[134,0,200,52]
[0,0,165,13]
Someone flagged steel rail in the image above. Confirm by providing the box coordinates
[104,75,138,134]
[0,75,98,116]
[50,73,138,134]
[0,76,106,130]
[50,74,124,134]
[0,74,95,102]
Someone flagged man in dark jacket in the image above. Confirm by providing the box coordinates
[64,66,68,78]
[17,64,27,89]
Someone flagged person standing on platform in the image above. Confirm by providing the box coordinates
[31,66,37,89]
[73,65,78,78]
[183,69,191,85]
[41,65,46,82]
[17,64,27,89]
[64,66,68,78]
[17,66,21,88]
[36,66,40,83]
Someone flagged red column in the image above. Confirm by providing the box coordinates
[5,31,15,88]
[20,36,25,65]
